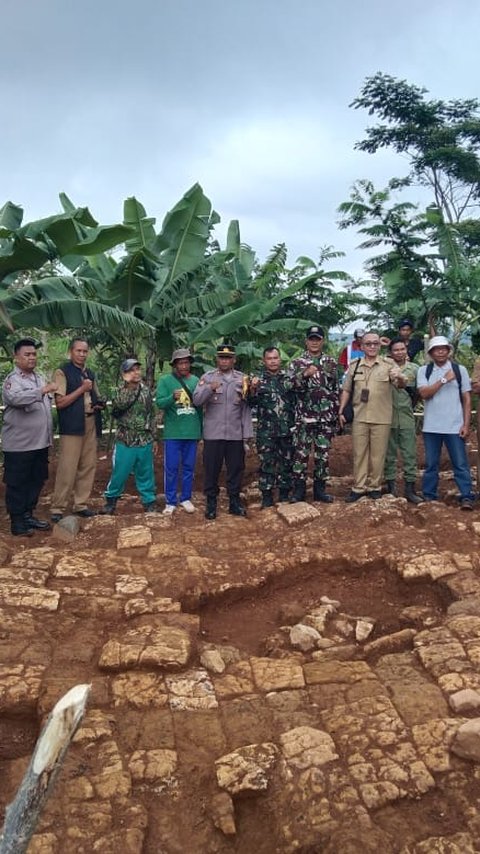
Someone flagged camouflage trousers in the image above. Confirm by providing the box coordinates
[292,422,331,482]
[256,434,293,492]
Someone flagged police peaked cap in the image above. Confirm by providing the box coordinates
[216,345,236,356]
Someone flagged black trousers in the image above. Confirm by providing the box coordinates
[3,448,49,518]
[203,440,245,498]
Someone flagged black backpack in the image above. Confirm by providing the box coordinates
[425,360,463,405]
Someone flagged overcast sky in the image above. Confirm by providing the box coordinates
[2,0,480,282]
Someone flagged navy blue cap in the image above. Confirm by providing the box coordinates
[306,325,325,338]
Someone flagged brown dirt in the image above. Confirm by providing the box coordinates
[0,431,480,852]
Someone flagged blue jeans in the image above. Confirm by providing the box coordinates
[422,432,474,500]
[164,439,198,505]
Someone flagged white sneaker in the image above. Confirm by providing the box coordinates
[162,504,176,516]
[180,500,195,513]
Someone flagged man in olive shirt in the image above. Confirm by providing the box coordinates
[339,331,402,501]
[383,338,422,503]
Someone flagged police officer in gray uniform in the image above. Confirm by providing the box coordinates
[193,344,253,519]
[2,338,57,535]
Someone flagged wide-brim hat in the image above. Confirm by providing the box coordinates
[216,344,235,357]
[427,335,453,353]
[170,348,193,365]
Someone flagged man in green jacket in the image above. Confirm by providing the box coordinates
[156,348,202,515]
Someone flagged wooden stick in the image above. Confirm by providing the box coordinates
[0,684,90,854]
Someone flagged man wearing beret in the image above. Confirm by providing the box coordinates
[288,326,339,503]
[156,348,202,515]
[193,344,253,519]
[102,359,158,514]
[2,338,57,535]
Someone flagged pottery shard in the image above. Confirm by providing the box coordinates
[0,582,59,612]
[117,526,152,549]
[99,625,191,671]
[128,748,177,782]
[451,718,480,761]
[215,742,278,795]
[290,624,321,652]
[279,726,339,770]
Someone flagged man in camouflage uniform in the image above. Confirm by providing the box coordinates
[102,359,157,513]
[289,326,339,503]
[383,338,423,504]
[248,346,295,507]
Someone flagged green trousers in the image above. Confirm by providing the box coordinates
[104,441,156,505]
[384,424,417,481]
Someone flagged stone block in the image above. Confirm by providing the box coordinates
[215,742,278,795]
[117,526,152,549]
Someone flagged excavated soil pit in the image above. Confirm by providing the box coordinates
[198,559,451,655]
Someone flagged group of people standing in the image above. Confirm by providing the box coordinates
[1,322,478,535]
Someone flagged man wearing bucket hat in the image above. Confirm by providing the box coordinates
[417,336,475,509]
[193,344,253,519]
[102,359,157,514]
[156,348,202,515]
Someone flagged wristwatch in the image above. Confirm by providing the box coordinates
[440,377,447,385]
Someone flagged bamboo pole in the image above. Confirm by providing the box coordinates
[0,684,90,854]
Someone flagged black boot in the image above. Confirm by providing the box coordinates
[261,490,274,509]
[102,498,118,515]
[24,512,51,530]
[290,482,306,503]
[229,494,247,517]
[278,486,290,503]
[313,480,334,503]
[384,480,397,496]
[405,482,423,505]
[205,496,217,520]
[11,515,34,537]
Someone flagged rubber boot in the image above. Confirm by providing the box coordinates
[261,490,274,509]
[11,515,34,537]
[405,482,423,505]
[290,481,306,503]
[313,480,334,503]
[205,496,217,520]
[102,497,118,515]
[383,480,397,496]
[228,494,247,517]
[278,486,291,503]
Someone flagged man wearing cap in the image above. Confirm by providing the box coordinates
[50,338,105,522]
[288,326,339,503]
[417,336,475,509]
[2,338,57,536]
[193,344,253,519]
[102,359,157,513]
[156,349,202,515]
[338,328,365,376]
[339,330,403,501]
